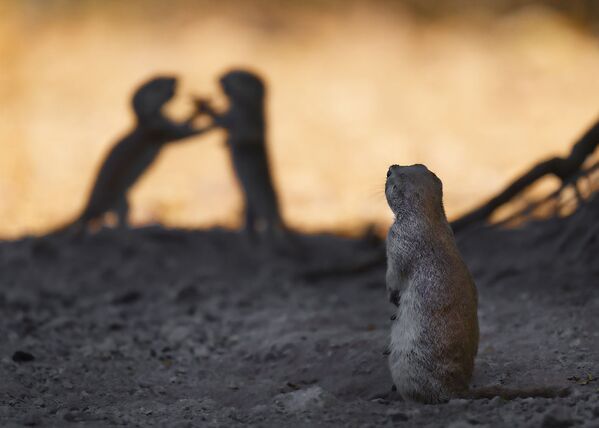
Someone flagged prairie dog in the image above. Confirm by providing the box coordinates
[68,76,213,232]
[197,69,285,242]
[385,164,479,404]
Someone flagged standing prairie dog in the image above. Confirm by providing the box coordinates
[384,164,567,403]
[196,69,286,243]
[62,76,213,233]
[385,164,479,404]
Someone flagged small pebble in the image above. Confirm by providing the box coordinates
[12,350,35,363]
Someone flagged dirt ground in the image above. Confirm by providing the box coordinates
[1,198,598,427]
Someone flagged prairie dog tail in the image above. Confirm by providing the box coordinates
[463,386,570,400]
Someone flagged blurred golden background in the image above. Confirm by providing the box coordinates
[1,0,599,239]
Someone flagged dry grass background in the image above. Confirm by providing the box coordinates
[1,0,599,238]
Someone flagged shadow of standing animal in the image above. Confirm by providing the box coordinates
[56,76,213,234]
[196,70,286,244]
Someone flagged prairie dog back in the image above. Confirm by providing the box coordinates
[385,164,479,404]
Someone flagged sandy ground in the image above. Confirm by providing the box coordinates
[1,199,598,427]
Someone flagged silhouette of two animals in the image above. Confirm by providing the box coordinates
[60,70,286,244]
[60,76,213,234]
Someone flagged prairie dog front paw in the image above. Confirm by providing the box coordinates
[387,287,400,307]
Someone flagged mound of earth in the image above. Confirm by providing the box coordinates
[0,198,597,426]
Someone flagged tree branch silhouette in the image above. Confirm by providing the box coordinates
[451,117,599,233]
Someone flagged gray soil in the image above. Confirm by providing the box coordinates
[1,197,598,427]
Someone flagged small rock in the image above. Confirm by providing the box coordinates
[167,326,191,344]
[96,337,118,353]
[250,404,268,415]
[191,344,210,358]
[488,396,503,406]
[12,350,35,363]
[569,338,581,347]
[273,386,331,413]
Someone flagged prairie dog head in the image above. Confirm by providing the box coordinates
[219,69,265,106]
[385,164,445,220]
[132,76,177,121]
